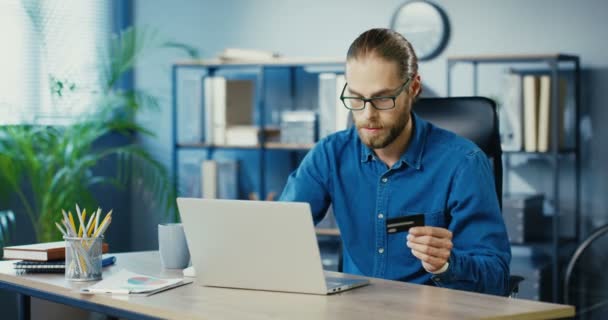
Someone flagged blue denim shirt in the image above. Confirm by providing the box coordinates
[279,112,511,296]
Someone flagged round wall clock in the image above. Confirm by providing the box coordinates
[390,1,450,61]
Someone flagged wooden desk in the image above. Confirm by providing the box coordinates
[0,251,574,320]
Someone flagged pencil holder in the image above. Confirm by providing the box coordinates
[64,236,103,281]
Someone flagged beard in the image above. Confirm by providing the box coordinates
[355,108,410,149]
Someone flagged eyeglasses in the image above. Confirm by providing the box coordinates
[339,77,412,111]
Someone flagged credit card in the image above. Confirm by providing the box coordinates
[386,214,425,234]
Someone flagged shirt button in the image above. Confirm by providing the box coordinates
[378,248,384,254]
[378,213,384,219]
[381,177,388,183]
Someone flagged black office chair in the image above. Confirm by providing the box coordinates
[563,223,608,318]
[413,97,523,297]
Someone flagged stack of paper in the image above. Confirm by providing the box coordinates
[81,269,192,296]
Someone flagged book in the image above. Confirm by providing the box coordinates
[225,126,259,146]
[523,75,539,152]
[3,241,110,261]
[537,76,568,152]
[13,255,116,273]
[536,75,551,152]
[318,73,351,139]
[201,159,240,199]
[500,73,523,151]
[225,80,254,126]
[204,77,255,145]
[203,77,216,144]
[318,73,338,139]
[280,110,317,144]
[212,77,227,145]
[80,269,192,296]
[201,160,218,199]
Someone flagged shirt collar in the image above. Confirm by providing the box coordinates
[359,112,428,170]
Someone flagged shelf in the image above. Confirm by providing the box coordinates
[176,142,316,151]
[177,143,261,150]
[315,228,340,237]
[446,53,581,303]
[265,142,315,150]
[175,57,345,68]
[447,53,579,63]
[503,149,577,156]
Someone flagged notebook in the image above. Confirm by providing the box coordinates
[13,256,116,274]
[80,269,192,296]
[3,241,109,261]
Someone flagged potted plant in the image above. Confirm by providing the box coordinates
[0,27,197,242]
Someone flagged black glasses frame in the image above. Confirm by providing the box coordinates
[339,77,412,111]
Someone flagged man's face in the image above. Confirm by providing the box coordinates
[345,55,415,149]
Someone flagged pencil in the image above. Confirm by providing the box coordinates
[94,211,112,237]
[61,210,74,236]
[94,207,101,234]
[95,217,112,237]
[85,211,96,237]
[68,211,77,236]
[55,222,66,237]
[77,208,86,238]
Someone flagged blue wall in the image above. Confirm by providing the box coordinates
[132,0,608,250]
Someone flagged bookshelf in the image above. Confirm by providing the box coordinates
[171,58,346,234]
[447,53,581,303]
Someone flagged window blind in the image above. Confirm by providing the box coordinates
[0,0,110,125]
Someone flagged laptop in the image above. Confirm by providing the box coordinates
[176,197,369,295]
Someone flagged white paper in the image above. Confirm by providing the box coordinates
[81,269,190,296]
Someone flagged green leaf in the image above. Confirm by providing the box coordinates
[163,41,201,59]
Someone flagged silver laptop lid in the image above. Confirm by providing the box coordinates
[177,198,328,294]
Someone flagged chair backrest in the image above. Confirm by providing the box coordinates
[413,97,502,208]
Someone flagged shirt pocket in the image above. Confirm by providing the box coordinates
[420,210,448,229]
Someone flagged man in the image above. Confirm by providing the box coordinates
[279,28,511,295]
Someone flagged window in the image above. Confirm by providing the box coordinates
[0,0,110,125]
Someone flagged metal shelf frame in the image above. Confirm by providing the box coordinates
[447,54,581,303]
[171,61,344,204]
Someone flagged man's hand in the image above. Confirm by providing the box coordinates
[406,227,453,273]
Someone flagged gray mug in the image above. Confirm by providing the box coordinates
[158,223,191,269]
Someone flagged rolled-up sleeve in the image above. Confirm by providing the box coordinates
[279,141,332,224]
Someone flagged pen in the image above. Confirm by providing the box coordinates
[102,256,117,267]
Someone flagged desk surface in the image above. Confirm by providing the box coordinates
[0,251,573,320]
